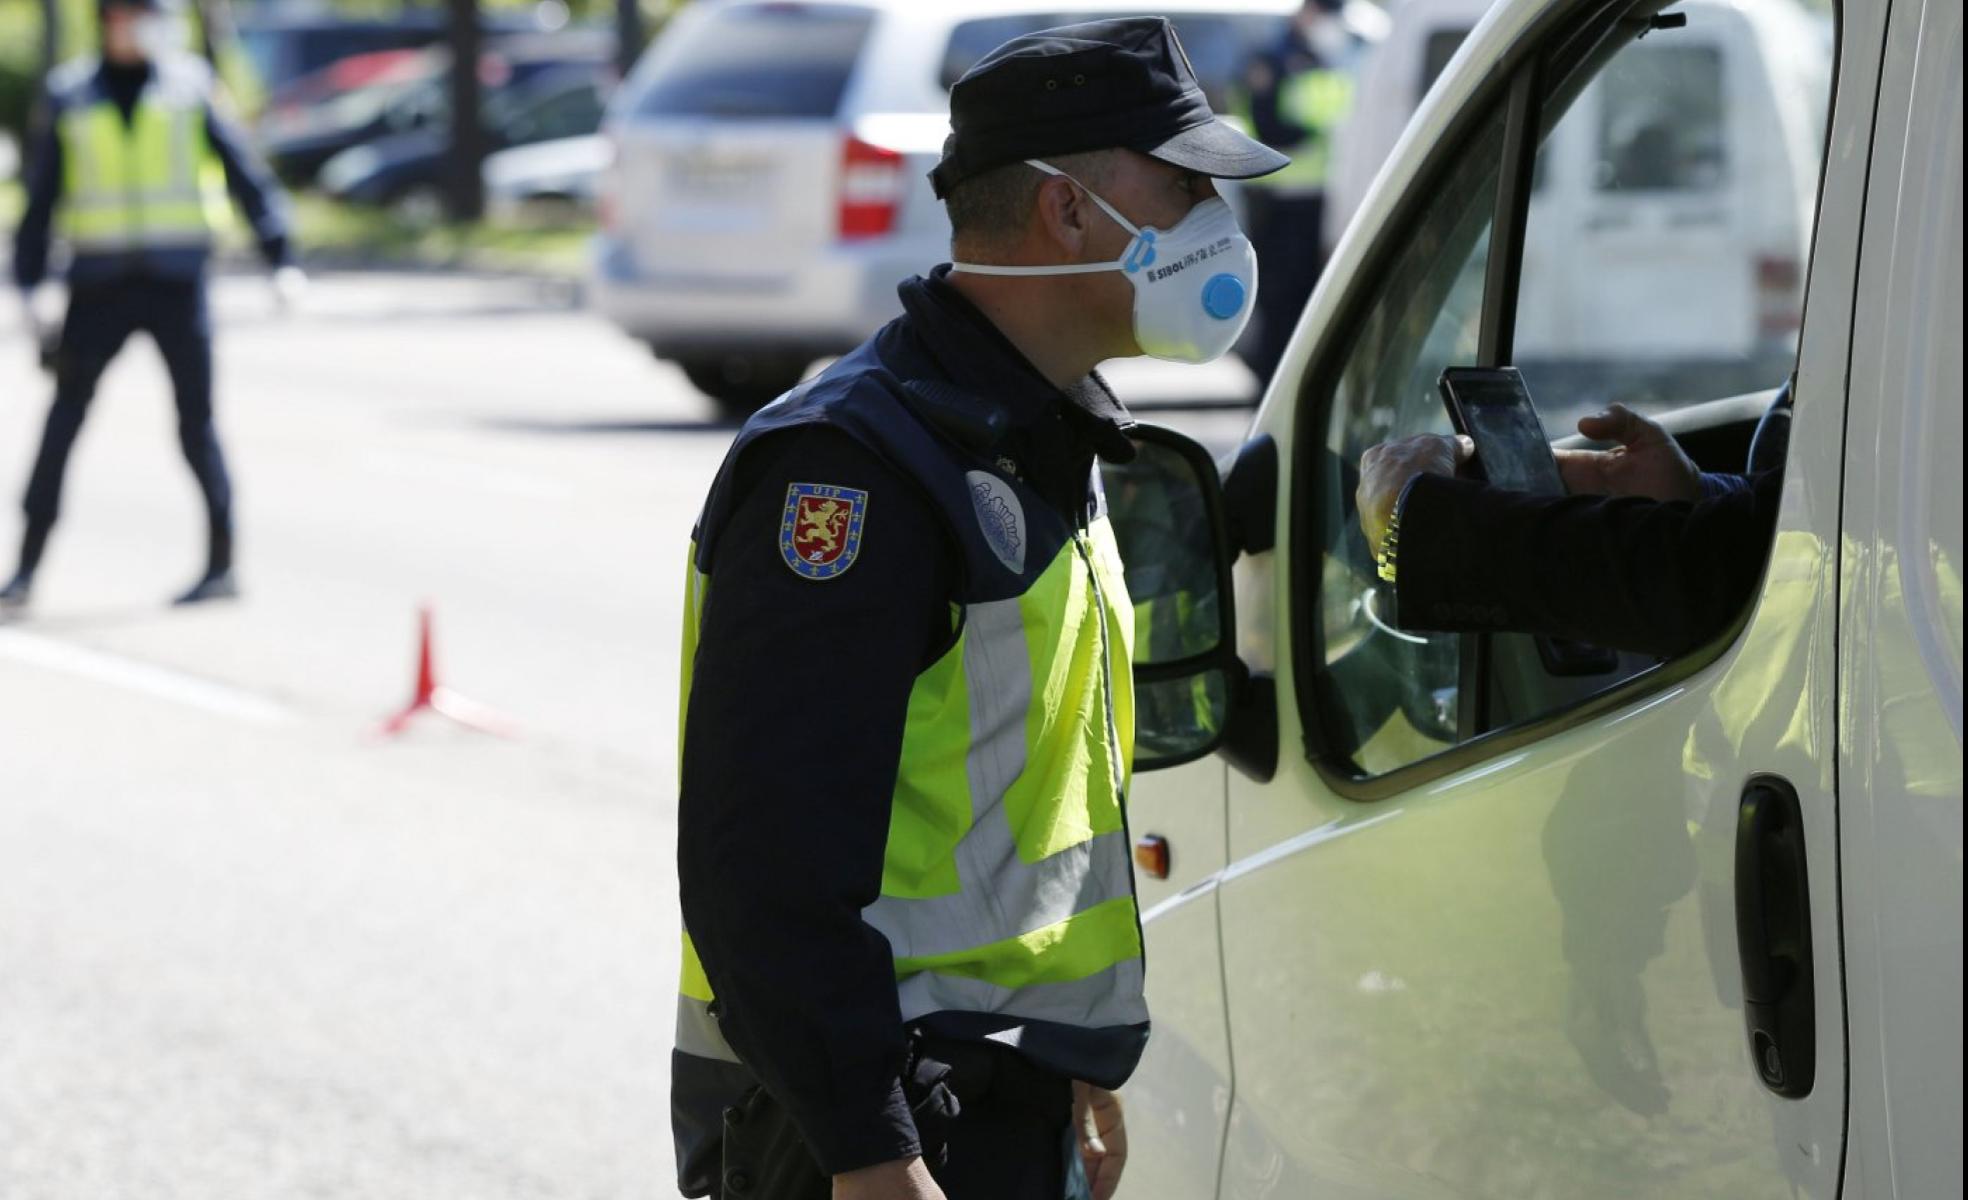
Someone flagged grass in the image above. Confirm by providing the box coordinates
[0,181,590,279]
[289,192,594,278]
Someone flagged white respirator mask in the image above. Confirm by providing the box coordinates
[951,159,1258,365]
[133,13,184,57]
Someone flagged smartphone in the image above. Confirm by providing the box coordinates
[1436,366,1564,494]
[1436,366,1619,677]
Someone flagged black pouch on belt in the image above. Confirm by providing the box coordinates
[718,1086,829,1200]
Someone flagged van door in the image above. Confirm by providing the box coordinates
[1203,1,1871,1194]
[1836,0,1965,1191]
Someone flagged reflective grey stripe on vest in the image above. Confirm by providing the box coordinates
[895,956,1148,1028]
[674,994,740,1064]
[864,594,1136,962]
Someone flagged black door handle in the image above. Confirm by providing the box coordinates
[1735,775,1816,1098]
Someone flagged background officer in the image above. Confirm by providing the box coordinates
[671,18,1286,1200]
[2,0,298,613]
[1236,0,1360,384]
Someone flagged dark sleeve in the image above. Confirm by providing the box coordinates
[205,102,293,267]
[677,426,957,1176]
[1246,52,1307,150]
[1391,468,1784,658]
[12,101,63,290]
[1698,471,1752,501]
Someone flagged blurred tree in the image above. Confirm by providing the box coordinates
[613,0,637,80]
[445,0,485,220]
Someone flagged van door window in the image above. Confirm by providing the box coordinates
[1299,0,1834,782]
[1305,110,1505,775]
[1516,1,1828,424]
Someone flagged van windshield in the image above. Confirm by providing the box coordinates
[942,13,1289,111]
[626,3,876,119]
[1594,44,1726,192]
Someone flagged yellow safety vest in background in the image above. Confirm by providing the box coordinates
[57,60,228,254]
[1239,65,1357,194]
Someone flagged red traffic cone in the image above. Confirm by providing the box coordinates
[374,602,518,739]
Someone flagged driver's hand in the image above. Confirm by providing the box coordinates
[833,1156,947,1200]
[1357,434,1473,549]
[1073,1081,1128,1200]
[1553,403,1701,502]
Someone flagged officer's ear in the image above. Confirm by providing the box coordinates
[1033,173,1095,258]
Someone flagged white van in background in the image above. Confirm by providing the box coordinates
[1097,0,1962,1193]
[1331,0,1831,425]
[589,0,1298,417]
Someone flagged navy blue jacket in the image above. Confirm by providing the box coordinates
[674,267,1136,1192]
[12,54,293,290]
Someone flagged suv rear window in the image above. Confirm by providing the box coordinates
[941,13,1288,111]
[627,3,876,119]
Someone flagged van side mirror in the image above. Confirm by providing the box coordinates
[1102,424,1242,771]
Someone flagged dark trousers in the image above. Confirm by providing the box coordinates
[718,1037,1073,1200]
[1244,189,1329,387]
[20,276,232,565]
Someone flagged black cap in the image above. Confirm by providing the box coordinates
[930,17,1289,200]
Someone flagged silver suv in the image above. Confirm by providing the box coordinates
[590,0,1295,416]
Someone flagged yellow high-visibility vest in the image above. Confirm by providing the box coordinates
[56,58,228,254]
[672,381,1147,1077]
[1237,64,1357,193]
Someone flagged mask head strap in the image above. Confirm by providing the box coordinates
[951,159,1148,278]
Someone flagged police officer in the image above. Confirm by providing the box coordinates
[1236,0,1360,384]
[672,18,1287,1200]
[1,0,298,613]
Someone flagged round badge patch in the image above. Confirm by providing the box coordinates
[966,470,1026,575]
[779,483,868,580]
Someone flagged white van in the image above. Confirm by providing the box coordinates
[1100,0,1962,1194]
[1330,0,1831,427]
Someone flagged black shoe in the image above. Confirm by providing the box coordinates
[0,572,29,614]
[173,569,239,606]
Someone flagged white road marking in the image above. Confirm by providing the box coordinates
[0,628,294,726]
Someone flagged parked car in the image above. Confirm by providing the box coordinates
[320,67,606,217]
[234,10,448,96]
[261,31,612,185]
[258,51,435,183]
[1099,0,1961,1196]
[590,0,1300,417]
[232,6,556,94]
[1329,0,1831,429]
[485,133,609,225]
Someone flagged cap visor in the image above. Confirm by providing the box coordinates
[1139,118,1291,180]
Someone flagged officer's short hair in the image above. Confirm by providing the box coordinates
[945,150,1116,253]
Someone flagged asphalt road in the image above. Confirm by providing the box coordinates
[0,269,1260,1199]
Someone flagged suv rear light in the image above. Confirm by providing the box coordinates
[839,135,904,240]
[1755,255,1803,338]
[597,132,622,235]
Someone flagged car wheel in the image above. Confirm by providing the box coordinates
[675,353,813,420]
